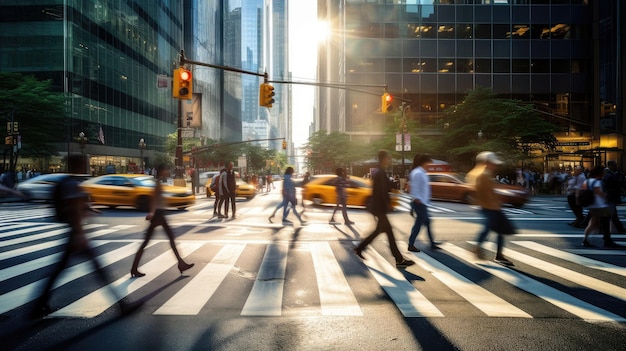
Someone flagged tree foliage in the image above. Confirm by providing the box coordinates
[438,86,557,169]
[304,130,369,173]
[0,73,65,157]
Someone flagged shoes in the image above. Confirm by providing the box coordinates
[218,214,226,218]
[268,216,273,223]
[282,219,293,225]
[119,300,143,316]
[177,261,194,274]
[329,219,340,225]
[345,221,355,225]
[473,246,485,260]
[130,269,145,278]
[604,240,624,248]
[396,259,415,268]
[582,240,593,247]
[494,256,514,266]
[301,221,309,226]
[430,243,441,250]
[407,245,420,252]
[353,248,365,260]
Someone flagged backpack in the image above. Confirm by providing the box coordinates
[53,176,73,223]
[210,174,221,193]
[576,179,595,207]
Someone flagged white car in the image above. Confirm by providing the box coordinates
[16,173,91,201]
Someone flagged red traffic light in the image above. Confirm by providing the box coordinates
[385,94,393,103]
[179,70,191,81]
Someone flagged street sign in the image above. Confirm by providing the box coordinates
[181,128,194,138]
[395,144,411,151]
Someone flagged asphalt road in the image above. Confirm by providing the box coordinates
[1,190,625,351]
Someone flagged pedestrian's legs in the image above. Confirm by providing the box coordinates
[356,217,382,251]
[600,214,613,244]
[377,214,404,263]
[290,198,303,222]
[230,193,236,216]
[609,202,625,232]
[217,195,226,216]
[213,195,220,215]
[34,244,72,310]
[495,233,505,257]
[131,220,158,274]
[583,215,598,244]
[224,194,230,216]
[409,202,425,246]
[340,197,351,223]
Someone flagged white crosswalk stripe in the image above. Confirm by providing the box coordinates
[0,207,55,223]
[0,223,625,321]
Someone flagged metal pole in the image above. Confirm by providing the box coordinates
[174,99,185,186]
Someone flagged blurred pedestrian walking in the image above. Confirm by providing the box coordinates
[581,165,624,248]
[407,154,439,252]
[466,151,515,266]
[329,167,354,225]
[32,154,141,318]
[566,166,586,228]
[603,161,625,234]
[282,167,306,225]
[130,164,194,277]
[354,150,414,268]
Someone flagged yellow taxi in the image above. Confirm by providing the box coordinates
[205,178,256,200]
[302,174,399,208]
[81,174,195,211]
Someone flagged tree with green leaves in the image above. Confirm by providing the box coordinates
[0,73,65,158]
[304,130,369,174]
[439,86,557,170]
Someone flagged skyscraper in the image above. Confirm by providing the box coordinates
[317,0,623,169]
[0,1,184,173]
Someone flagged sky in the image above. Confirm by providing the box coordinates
[288,1,317,148]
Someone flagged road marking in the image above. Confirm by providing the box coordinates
[481,242,626,303]
[0,223,103,248]
[352,241,443,318]
[513,241,626,277]
[443,242,625,322]
[0,242,151,314]
[241,242,288,316]
[49,242,202,318]
[398,241,531,318]
[154,244,246,315]
[0,241,108,283]
[309,242,362,316]
[567,249,626,255]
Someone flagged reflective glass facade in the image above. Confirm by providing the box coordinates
[0,1,183,157]
[319,0,593,138]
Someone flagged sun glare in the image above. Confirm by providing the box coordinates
[315,20,330,43]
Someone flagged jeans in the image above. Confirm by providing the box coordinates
[476,209,505,255]
[409,201,434,246]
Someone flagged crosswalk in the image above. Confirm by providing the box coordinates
[1,222,625,322]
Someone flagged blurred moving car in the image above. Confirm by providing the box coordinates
[81,174,194,210]
[16,173,91,201]
[198,171,220,188]
[302,174,399,208]
[428,172,529,207]
[205,178,256,200]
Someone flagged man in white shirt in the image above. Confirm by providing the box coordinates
[408,154,439,252]
[566,166,586,228]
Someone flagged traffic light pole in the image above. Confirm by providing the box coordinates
[174,99,185,186]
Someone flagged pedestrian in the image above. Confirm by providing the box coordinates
[353,150,414,268]
[130,164,194,277]
[282,167,306,225]
[466,151,515,266]
[212,169,225,217]
[32,154,141,318]
[218,162,236,218]
[603,161,625,233]
[566,165,586,228]
[581,165,623,248]
[329,167,354,225]
[407,153,439,252]
[266,174,273,192]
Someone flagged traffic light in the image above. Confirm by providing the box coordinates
[282,139,287,150]
[173,67,193,100]
[381,93,393,113]
[259,83,275,108]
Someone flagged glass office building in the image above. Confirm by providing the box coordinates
[317,0,623,169]
[0,1,183,173]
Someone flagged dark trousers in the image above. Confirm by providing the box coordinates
[356,213,403,262]
[223,192,236,216]
[409,202,434,246]
[36,234,115,307]
[608,201,625,232]
[132,209,183,268]
[566,194,584,226]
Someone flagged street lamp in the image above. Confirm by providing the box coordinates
[77,131,88,154]
[138,138,146,174]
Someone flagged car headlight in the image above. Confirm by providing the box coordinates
[494,189,514,196]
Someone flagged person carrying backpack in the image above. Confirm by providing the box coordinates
[582,165,624,248]
[32,154,141,319]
